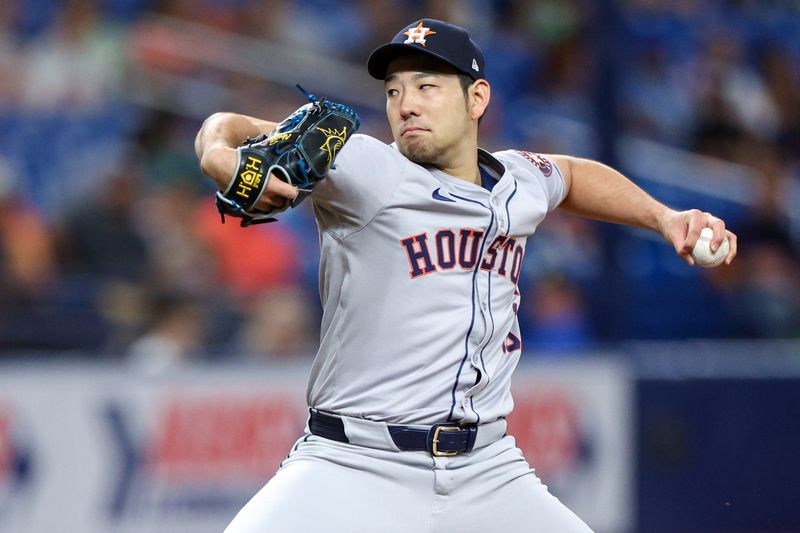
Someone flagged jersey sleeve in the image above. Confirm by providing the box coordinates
[311,134,404,235]
[505,150,566,212]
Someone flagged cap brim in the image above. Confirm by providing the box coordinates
[367,43,460,80]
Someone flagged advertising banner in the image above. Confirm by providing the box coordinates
[0,360,631,533]
[509,360,633,533]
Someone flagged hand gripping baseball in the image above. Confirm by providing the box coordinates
[660,209,738,266]
[215,86,360,226]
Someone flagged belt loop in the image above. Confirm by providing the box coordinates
[340,414,400,451]
[308,409,349,443]
[465,424,477,452]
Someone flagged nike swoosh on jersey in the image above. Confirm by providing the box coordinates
[432,188,456,203]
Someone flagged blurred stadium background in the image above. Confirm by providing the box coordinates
[0,1,799,532]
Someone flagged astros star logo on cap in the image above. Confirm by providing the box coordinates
[403,21,436,46]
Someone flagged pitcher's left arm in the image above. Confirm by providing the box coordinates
[548,155,737,266]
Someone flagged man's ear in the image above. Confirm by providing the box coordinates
[470,80,491,121]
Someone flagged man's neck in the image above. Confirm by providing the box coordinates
[436,141,480,185]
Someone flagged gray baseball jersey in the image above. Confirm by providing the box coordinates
[307,134,565,425]
[222,135,595,533]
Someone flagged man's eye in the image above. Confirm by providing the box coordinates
[420,84,434,90]
[387,89,398,97]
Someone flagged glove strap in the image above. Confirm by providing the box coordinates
[216,145,286,227]
[214,192,277,227]
[220,146,271,212]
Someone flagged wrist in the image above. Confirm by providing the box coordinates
[651,204,676,236]
[200,146,238,189]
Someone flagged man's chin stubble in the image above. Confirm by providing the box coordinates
[399,142,446,166]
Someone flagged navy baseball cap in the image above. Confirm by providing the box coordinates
[367,19,485,81]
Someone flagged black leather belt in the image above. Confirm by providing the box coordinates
[308,410,478,457]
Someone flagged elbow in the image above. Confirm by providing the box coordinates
[195,112,233,161]
[204,111,237,126]
[198,112,233,140]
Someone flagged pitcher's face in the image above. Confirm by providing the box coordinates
[384,56,473,166]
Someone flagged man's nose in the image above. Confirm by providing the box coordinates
[398,91,420,119]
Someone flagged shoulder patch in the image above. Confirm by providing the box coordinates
[516,150,553,177]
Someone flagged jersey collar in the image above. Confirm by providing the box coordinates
[477,148,506,178]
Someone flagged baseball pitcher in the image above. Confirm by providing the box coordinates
[195,18,737,533]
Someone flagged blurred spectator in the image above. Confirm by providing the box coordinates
[0,158,57,306]
[357,0,416,54]
[127,291,207,374]
[0,158,59,351]
[732,243,800,338]
[136,112,203,190]
[138,184,217,297]
[133,112,220,296]
[269,0,370,59]
[727,147,800,338]
[232,285,318,361]
[525,0,593,120]
[691,33,780,160]
[194,202,303,302]
[57,170,150,283]
[520,275,592,353]
[759,44,800,163]
[19,0,124,110]
[621,42,696,145]
[0,0,23,105]
[522,211,603,283]
[55,167,153,348]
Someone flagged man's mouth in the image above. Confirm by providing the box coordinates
[401,126,428,137]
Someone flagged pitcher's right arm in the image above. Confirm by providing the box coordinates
[194,113,298,210]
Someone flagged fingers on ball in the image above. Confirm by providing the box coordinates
[681,210,705,252]
[724,230,738,265]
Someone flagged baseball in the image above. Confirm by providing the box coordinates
[691,227,730,267]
